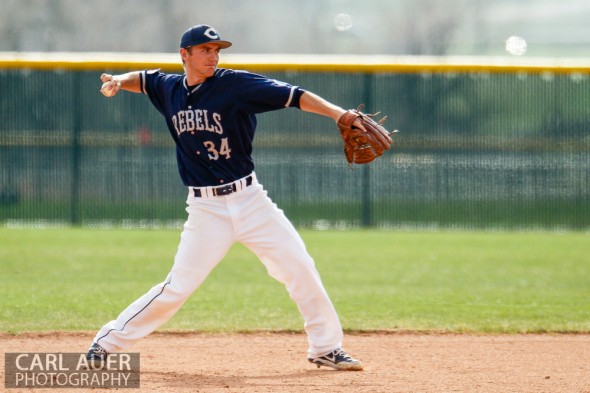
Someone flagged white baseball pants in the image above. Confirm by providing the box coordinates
[93,173,343,358]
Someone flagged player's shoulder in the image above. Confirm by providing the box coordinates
[143,69,183,89]
[141,69,183,94]
[145,69,183,81]
[215,68,263,81]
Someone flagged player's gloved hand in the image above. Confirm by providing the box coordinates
[337,104,398,165]
[100,73,122,97]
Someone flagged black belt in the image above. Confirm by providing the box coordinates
[193,176,253,198]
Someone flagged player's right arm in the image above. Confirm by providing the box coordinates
[100,71,142,97]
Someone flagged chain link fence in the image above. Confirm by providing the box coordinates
[1,54,589,230]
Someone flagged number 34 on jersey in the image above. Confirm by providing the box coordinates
[203,138,231,160]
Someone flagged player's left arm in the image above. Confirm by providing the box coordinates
[298,91,347,123]
[298,91,373,132]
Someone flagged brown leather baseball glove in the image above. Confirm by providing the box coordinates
[337,104,396,165]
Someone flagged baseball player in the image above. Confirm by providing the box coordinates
[87,24,366,371]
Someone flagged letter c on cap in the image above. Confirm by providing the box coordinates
[204,28,220,39]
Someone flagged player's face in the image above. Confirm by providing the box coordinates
[181,43,221,83]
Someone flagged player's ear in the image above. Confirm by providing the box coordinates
[180,48,190,63]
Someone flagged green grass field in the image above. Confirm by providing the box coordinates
[0,228,588,334]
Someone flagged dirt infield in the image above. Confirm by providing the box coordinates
[1,332,589,393]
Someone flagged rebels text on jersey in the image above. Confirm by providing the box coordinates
[140,68,305,187]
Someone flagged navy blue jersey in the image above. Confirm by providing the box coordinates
[140,68,304,187]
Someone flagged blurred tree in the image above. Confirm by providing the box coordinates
[394,0,494,135]
[403,0,462,55]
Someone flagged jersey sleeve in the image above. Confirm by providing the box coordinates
[233,71,306,114]
[140,69,179,116]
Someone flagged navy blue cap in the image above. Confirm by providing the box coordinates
[180,25,232,49]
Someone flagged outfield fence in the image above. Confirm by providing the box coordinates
[1,53,589,230]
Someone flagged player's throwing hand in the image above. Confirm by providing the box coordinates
[100,73,121,97]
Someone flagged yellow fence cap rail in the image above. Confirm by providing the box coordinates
[1,52,590,74]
